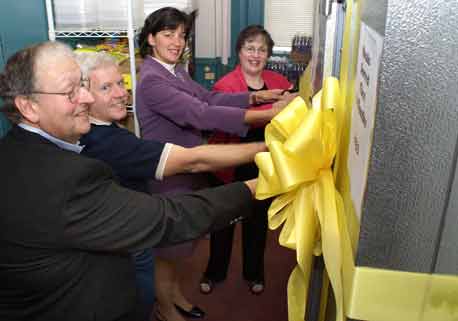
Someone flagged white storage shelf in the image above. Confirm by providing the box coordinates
[53,30,129,38]
[45,0,140,136]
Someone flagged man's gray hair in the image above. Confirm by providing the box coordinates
[75,51,118,79]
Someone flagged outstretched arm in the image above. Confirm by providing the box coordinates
[244,91,299,126]
[248,89,284,105]
[64,159,256,252]
[163,142,266,177]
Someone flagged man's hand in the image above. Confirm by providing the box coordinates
[244,178,258,196]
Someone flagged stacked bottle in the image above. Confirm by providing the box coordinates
[291,33,313,64]
[266,58,308,92]
[266,33,312,91]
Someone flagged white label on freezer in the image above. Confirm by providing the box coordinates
[348,22,384,220]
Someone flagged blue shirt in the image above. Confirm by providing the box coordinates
[18,123,84,154]
[80,123,168,193]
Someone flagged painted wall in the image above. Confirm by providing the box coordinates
[0,0,48,132]
[0,114,11,137]
[195,0,219,58]
[0,1,48,69]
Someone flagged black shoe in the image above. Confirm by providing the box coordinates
[174,304,205,319]
[247,280,265,295]
[154,309,167,321]
[199,276,214,294]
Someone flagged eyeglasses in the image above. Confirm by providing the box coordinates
[30,78,90,104]
[242,46,268,56]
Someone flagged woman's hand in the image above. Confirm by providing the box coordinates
[271,92,299,116]
[249,89,284,105]
[281,91,299,104]
[271,99,289,115]
[244,91,300,125]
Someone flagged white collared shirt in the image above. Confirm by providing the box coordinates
[89,116,112,126]
[151,56,177,76]
[18,123,84,154]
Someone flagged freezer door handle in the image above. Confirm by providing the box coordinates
[324,0,333,16]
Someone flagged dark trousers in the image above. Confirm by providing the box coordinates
[204,198,269,282]
[204,154,270,283]
[132,249,155,321]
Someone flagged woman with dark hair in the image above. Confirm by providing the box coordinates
[136,7,290,321]
[199,25,297,295]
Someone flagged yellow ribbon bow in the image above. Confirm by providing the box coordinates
[255,77,348,321]
[255,75,458,321]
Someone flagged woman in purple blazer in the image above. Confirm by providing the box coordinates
[136,7,287,321]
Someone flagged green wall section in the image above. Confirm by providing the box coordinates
[193,57,240,90]
[0,1,48,69]
[0,114,11,137]
[0,0,48,131]
[193,58,222,90]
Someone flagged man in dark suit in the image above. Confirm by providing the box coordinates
[0,41,256,321]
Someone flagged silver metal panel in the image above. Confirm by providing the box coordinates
[310,0,327,95]
[356,0,458,273]
[331,3,345,77]
[310,0,341,95]
[359,0,387,36]
[436,153,458,274]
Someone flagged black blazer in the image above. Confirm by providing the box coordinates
[0,126,251,321]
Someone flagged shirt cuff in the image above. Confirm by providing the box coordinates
[155,143,173,180]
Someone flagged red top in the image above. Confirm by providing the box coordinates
[209,65,291,183]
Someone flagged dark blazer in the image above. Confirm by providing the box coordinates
[0,126,252,321]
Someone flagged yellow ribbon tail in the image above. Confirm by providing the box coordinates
[315,170,345,321]
[288,265,309,321]
[255,151,284,199]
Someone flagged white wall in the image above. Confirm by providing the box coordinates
[194,0,230,62]
[195,0,217,58]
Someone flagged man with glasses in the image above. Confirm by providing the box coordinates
[0,41,257,321]
[29,77,90,102]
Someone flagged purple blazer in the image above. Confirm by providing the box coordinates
[136,57,251,193]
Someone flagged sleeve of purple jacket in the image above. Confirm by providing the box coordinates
[137,71,250,136]
[179,68,250,107]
